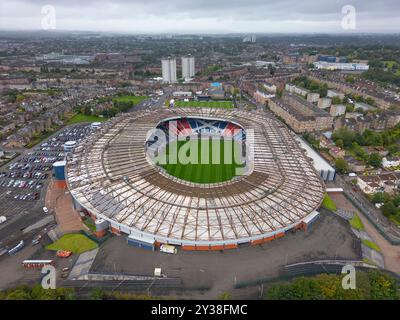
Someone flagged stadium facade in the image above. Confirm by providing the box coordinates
[66,108,325,250]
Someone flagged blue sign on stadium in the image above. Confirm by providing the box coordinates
[211,82,222,87]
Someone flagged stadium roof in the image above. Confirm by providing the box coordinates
[66,108,325,246]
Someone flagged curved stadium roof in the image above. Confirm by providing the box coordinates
[66,108,325,246]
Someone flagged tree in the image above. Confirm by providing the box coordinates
[365,97,375,106]
[332,128,356,148]
[4,288,31,300]
[268,64,276,76]
[265,274,366,300]
[352,142,368,161]
[335,139,344,148]
[381,201,397,217]
[335,158,349,174]
[83,105,92,116]
[392,194,400,207]
[91,288,105,300]
[362,130,383,146]
[346,104,355,113]
[218,292,233,300]
[331,96,342,105]
[368,153,382,167]
[368,271,399,300]
[345,76,355,84]
[371,192,390,204]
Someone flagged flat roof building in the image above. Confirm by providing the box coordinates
[181,55,195,80]
[161,57,177,83]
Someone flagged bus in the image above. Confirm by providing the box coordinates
[8,240,24,255]
[22,260,55,269]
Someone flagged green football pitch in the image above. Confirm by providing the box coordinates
[155,139,245,184]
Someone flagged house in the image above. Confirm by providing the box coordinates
[4,134,26,148]
[329,146,346,159]
[354,102,377,112]
[357,172,400,194]
[345,156,366,173]
[307,92,320,103]
[319,134,335,149]
[263,82,277,93]
[318,98,332,109]
[357,175,383,194]
[330,104,346,117]
[382,156,400,168]
[254,90,274,105]
[362,146,389,157]
[327,89,345,100]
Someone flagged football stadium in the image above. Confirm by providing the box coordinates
[65,108,325,251]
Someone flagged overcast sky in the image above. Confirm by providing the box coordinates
[0,0,399,34]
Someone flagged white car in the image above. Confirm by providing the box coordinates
[42,207,49,214]
[0,216,6,224]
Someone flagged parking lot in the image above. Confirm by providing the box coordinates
[0,124,97,247]
[91,212,361,298]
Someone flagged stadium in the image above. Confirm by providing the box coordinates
[65,108,325,251]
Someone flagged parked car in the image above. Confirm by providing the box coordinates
[31,235,42,245]
[56,250,72,258]
[0,216,6,224]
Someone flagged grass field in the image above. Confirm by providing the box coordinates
[156,139,244,183]
[113,95,147,104]
[362,239,381,252]
[67,113,108,124]
[46,233,98,254]
[172,100,234,109]
[322,194,337,211]
[349,214,365,231]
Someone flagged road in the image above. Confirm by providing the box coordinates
[335,175,400,243]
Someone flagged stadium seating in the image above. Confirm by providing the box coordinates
[157,117,246,140]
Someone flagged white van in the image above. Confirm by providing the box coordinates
[160,244,178,255]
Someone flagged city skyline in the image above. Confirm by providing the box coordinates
[0,0,400,34]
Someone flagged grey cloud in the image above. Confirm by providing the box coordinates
[0,0,399,33]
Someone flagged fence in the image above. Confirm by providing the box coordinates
[78,229,111,244]
[234,260,377,289]
[342,190,400,245]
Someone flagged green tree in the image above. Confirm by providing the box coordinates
[218,292,233,300]
[381,201,397,217]
[335,158,349,174]
[332,128,356,148]
[371,192,390,204]
[83,105,92,116]
[91,288,105,300]
[368,271,399,300]
[335,139,344,148]
[368,153,382,167]
[331,96,342,105]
